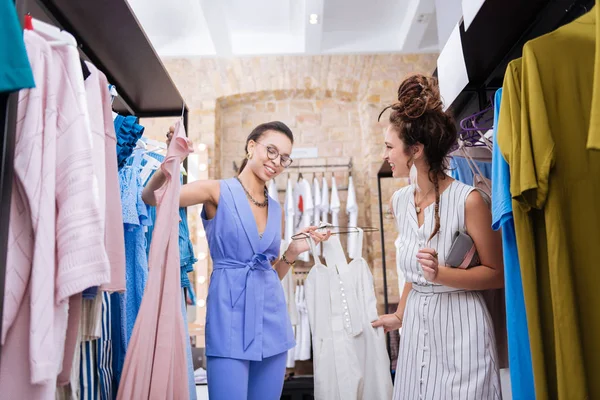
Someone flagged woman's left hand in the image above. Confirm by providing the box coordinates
[417,248,440,283]
[285,226,331,259]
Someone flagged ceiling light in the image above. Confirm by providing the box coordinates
[309,14,318,24]
[197,143,207,152]
[199,163,208,171]
[198,299,206,307]
[197,275,206,284]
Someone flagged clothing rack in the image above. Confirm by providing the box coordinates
[0,0,188,363]
[233,158,353,174]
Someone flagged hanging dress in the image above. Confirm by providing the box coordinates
[392,180,502,400]
[117,119,192,400]
[304,230,393,400]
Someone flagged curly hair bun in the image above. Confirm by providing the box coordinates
[391,74,443,119]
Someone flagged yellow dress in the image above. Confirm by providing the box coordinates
[497,9,600,400]
[588,1,600,149]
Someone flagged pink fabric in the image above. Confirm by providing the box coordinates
[58,62,127,385]
[0,30,110,398]
[57,294,82,386]
[92,62,126,292]
[117,120,192,400]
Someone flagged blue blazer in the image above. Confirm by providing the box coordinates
[202,178,295,361]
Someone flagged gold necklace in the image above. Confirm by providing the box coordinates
[236,177,269,208]
[414,187,434,214]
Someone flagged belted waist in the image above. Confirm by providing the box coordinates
[213,254,276,350]
[411,283,466,294]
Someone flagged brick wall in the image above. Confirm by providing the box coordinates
[141,53,437,312]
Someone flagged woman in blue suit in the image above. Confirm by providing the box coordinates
[143,121,329,400]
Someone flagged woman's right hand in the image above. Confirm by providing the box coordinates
[371,313,403,333]
[166,126,174,147]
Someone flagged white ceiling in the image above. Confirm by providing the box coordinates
[128,0,445,58]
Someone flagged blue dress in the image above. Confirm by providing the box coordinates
[202,178,295,361]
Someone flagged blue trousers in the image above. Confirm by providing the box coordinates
[207,352,287,400]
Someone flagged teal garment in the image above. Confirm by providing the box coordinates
[0,1,35,92]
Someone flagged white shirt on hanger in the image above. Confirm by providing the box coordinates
[279,243,298,369]
[304,231,393,399]
[294,178,313,262]
[298,284,311,361]
[346,176,359,259]
[294,283,303,361]
[320,176,330,225]
[313,176,322,257]
[284,178,295,244]
[268,178,279,205]
[330,176,340,227]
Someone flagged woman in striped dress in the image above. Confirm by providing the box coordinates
[372,75,504,400]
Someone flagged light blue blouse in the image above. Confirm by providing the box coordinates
[202,178,295,361]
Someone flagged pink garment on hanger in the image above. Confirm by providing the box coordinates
[117,120,192,400]
[0,30,110,399]
[59,61,129,387]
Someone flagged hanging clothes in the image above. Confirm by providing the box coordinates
[79,60,126,304]
[268,178,279,203]
[0,30,110,399]
[313,176,322,256]
[588,3,600,150]
[450,156,492,183]
[144,152,197,292]
[493,87,535,400]
[117,120,192,400]
[497,9,600,398]
[304,231,393,400]
[118,149,151,349]
[0,0,34,92]
[284,177,295,244]
[294,178,313,262]
[279,243,298,369]
[181,293,198,400]
[294,283,311,361]
[391,181,501,400]
[320,176,330,225]
[114,115,144,170]
[346,176,359,258]
[330,176,341,227]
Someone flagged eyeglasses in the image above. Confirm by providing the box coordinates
[255,142,294,168]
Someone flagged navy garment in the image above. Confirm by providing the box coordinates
[450,155,492,183]
[114,115,144,170]
[491,88,535,399]
[202,179,294,361]
[0,0,35,92]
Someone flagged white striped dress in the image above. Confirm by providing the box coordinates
[392,180,502,400]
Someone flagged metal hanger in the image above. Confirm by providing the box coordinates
[291,225,378,240]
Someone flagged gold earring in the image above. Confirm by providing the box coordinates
[247,152,253,160]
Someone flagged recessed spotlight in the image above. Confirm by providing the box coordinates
[197,275,206,284]
[197,143,207,152]
[198,299,206,307]
[309,14,318,24]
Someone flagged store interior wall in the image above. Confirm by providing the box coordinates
[141,53,438,334]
